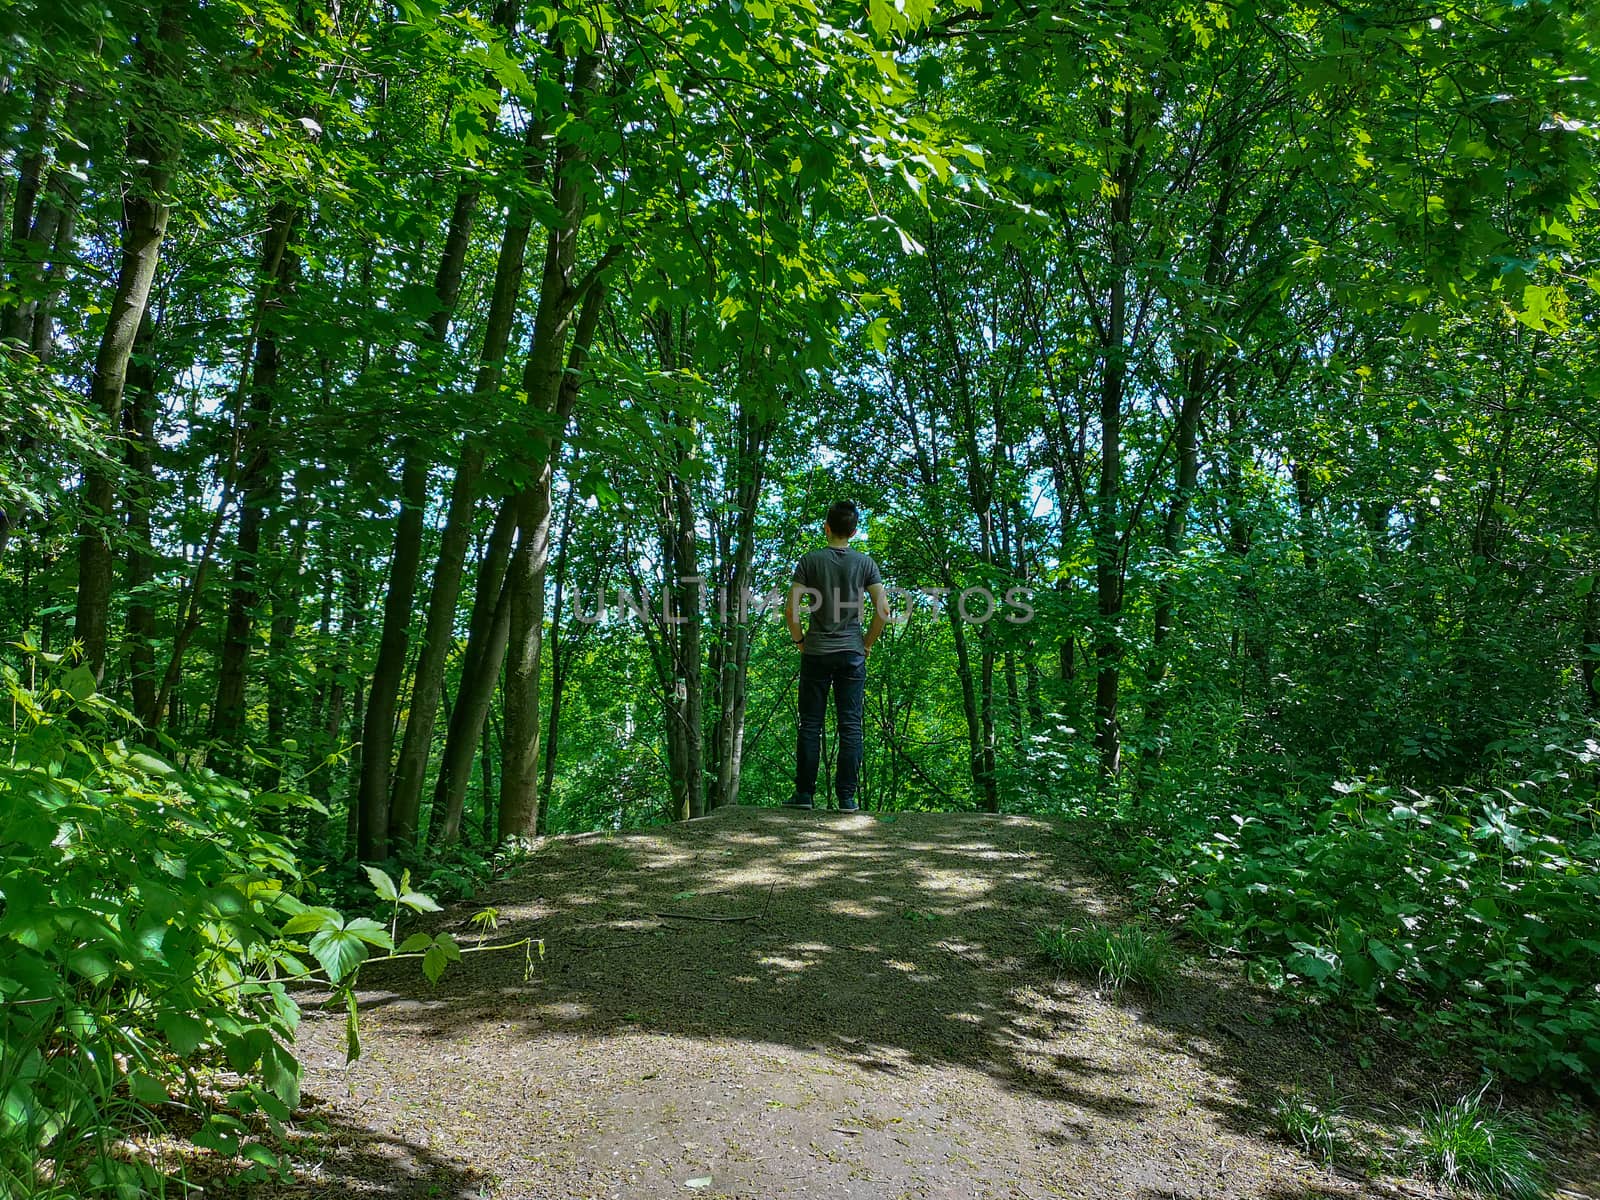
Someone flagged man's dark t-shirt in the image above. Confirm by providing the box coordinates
[792,547,883,654]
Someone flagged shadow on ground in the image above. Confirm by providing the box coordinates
[234,1098,489,1199]
[290,806,1462,1199]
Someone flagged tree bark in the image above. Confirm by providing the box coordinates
[212,209,298,760]
[355,454,428,861]
[707,401,775,811]
[389,118,541,850]
[428,495,518,846]
[123,308,160,728]
[355,158,496,857]
[263,497,309,789]
[71,0,186,682]
[1090,104,1141,785]
[497,48,605,840]
[498,279,604,839]
[539,476,583,825]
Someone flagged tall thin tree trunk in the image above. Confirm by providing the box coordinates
[1582,447,1600,718]
[539,477,581,822]
[123,309,160,727]
[708,403,773,810]
[497,49,604,840]
[345,678,366,851]
[480,713,498,845]
[1091,109,1139,785]
[355,167,492,858]
[428,495,518,846]
[1139,370,1205,778]
[212,210,298,759]
[263,499,308,788]
[947,590,996,811]
[71,0,185,682]
[4,70,55,279]
[390,119,540,849]
[499,280,604,839]
[664,454,705,820]
[355,456,428,860]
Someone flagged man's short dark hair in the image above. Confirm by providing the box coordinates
[826,499,859,538]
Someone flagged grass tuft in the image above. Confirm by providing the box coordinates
[1407,1083,1548,1200]
[1269,1084,1346,1166]
[1037,919,1175,996]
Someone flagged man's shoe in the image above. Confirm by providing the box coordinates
[837,799,859,812]
[783,796,814,810]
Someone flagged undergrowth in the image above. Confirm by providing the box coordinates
[1038,919,1175,996]
[0,657,528,1197]
[1043,725,1600,1092]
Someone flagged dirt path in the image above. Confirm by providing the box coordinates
[281,807,1473,1199]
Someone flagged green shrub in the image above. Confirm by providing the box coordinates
[0,657,510,1196]
[0,664,323,1194]
[1038,919,1175,996]
[1055,728,1600,1089]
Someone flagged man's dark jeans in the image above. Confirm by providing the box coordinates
[795,649,867,807]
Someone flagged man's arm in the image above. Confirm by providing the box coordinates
[785,581,808,647]
[864,582,889,654]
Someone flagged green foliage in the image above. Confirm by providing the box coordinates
[0,661,315,1192]
[0,657,508,1195]
[3,0,1598,1166]
[1405,1084,1550,1200]
[1057,731,1600,1089]
[1037,919,1175,997]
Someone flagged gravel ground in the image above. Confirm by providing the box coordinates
[268,806,1597,1200]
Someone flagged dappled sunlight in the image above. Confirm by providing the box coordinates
[912,867,995,898]
[757,953,820,974]
[825,897,884,918]
[780,940,834,954]
[308,806,1395,1199]
[715,864,788,888]
[531,1001,593,1022]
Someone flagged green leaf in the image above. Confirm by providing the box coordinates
[159,1012,207,1057]
[398,890,442,914]
[128,1072,170,1105]
[309,928,369,983]
[363,865,399,902]
[61,665,96,701]
[419,932,463,985]
[1367,940,1403,973]
[2,1082,36,1130]
[67,947,115,984]
[262,1042,301,1112]
[344,988,361,1063]
[240,1141,286,1175]
[282,906,344,936]
[344,917,394,950]
[397,932,433,953]
[127,751,175,777]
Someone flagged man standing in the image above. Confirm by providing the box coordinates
[784,500,888,811]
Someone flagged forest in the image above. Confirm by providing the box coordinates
[1,0,1598,1196]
